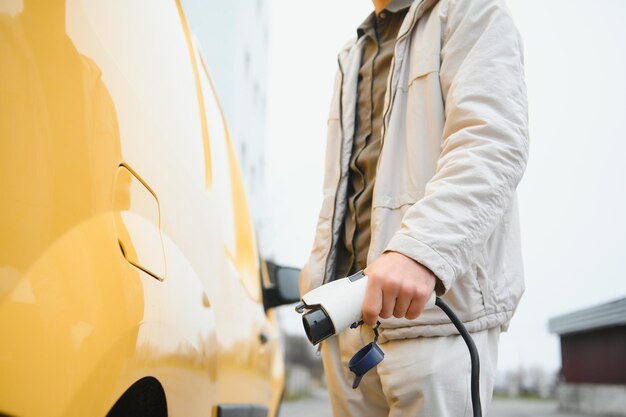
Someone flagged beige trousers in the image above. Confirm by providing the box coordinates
[321,325,501,417]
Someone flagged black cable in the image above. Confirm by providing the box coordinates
[435,297,482,417]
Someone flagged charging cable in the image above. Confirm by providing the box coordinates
[435,297,482,417]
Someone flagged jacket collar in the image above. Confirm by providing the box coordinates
[339,0,439,68]
[387,0,416,12]
[396,0,439,40]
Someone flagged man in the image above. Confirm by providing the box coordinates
[299,0,528,415]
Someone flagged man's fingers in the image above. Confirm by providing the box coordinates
[380,280,399,319]
[362,253,437,324]
[362,276,382,326]
[405,296,425,320]
[393,286,412,318]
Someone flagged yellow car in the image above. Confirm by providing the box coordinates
[0,1,300,416]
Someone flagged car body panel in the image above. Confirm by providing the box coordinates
[0,0,284,415]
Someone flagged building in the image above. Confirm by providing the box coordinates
[549,297,626,416]
[180,0,269,235]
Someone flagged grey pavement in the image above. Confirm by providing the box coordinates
[279,389,332,417]
[279,389,597,417]
[490,398,594,417]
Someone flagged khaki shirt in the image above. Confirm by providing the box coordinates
[334,5,409,279]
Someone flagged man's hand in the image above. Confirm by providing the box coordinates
[362,251,436,326]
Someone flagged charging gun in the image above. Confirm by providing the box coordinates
[295,271,435,345]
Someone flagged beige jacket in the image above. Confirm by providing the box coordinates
[300,0,529,342]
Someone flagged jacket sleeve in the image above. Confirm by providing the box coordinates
[384,0,529,292]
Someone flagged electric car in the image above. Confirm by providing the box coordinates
[0,1,299,416]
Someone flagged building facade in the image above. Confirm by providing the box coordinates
[549,297,626,416]
[180,0,269,236]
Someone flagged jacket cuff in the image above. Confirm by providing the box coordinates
[384,233,456,294]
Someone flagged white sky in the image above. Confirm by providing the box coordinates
[264,0,626,372]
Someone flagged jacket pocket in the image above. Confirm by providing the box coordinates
[372,192,421,210]
[369,197,418,263]
[405,52,440,89]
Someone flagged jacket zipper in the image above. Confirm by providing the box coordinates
[380,2,423,146]
[322,55,345,285]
